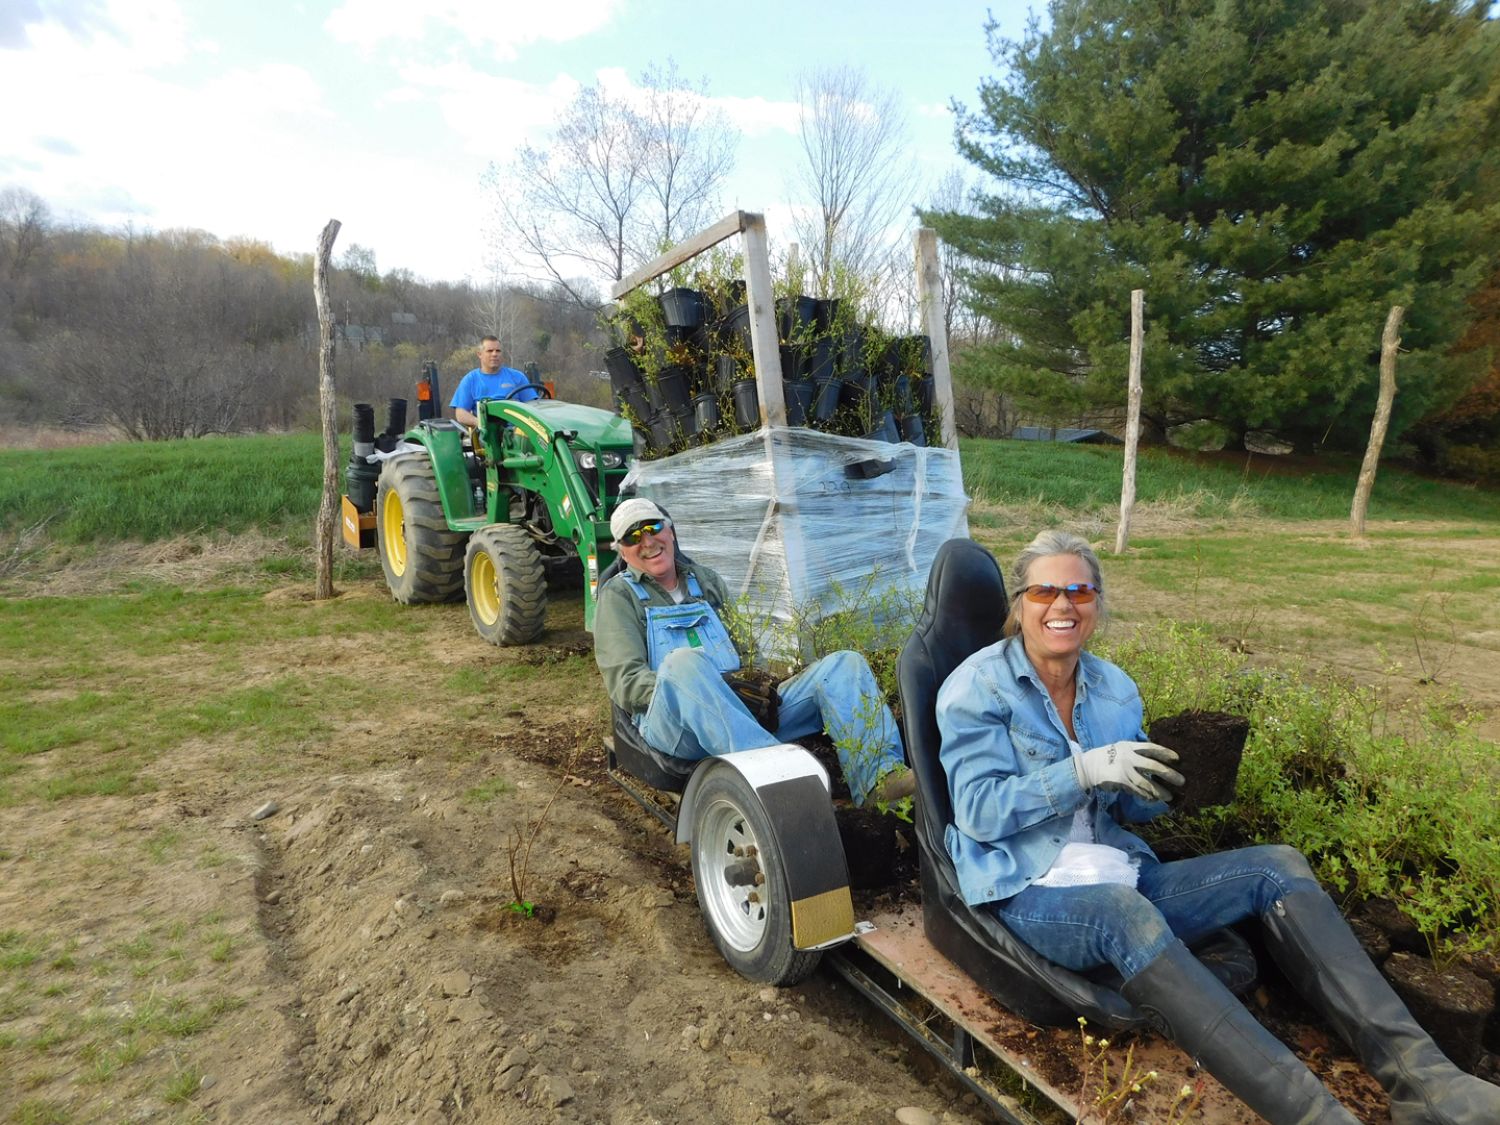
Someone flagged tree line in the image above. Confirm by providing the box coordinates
[0,187,610,441]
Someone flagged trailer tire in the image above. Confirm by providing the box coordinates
[465,524,547,646]
[690,766,820,986]
[376,455,467,603]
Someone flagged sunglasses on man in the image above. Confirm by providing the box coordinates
[619,519,668,547]
[1020,582,1100,605]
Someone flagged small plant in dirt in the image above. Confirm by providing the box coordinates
[1073,1017,1204,1124]
[501,747,581,918]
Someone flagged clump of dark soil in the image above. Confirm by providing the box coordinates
[1149,709,1249,810]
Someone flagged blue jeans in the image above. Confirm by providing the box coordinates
[995,844,1322,979]
[638,648,905,807]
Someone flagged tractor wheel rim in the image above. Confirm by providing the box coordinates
[698,798,767,953]
[382,492,408,576]
[471,551,500,624]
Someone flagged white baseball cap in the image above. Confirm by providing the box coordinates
[610,498,671,543]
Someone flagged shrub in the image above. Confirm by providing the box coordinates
[1102,623,1500,959]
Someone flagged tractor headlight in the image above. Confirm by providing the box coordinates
[576,451,626,470]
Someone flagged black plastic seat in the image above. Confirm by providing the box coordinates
[896,537,1254,1030]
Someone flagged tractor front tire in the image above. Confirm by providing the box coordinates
[376,455,467,604]
[464,524,547,646]
[690,765,821,986]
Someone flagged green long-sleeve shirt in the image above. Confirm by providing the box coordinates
[593,560,735,715]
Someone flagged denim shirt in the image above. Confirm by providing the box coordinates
[936,636,1164,906]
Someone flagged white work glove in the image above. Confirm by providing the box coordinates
[1074,741,1184,803]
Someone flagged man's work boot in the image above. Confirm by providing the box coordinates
[1262,889,1500,1125]
[1121,940,1360,1125]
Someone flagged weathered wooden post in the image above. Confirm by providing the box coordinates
[915,228,958,450]
[313,218,342,600]
[1350,305,1405,538]
[1115,289,1145,555]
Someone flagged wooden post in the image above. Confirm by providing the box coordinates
[1350,306,1405,538]
[1115,289,1145,556]
[313,219,342,600]
[742,213,786,427]
[915,229,958,450]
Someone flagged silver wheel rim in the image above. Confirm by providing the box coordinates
[697,796,767,954]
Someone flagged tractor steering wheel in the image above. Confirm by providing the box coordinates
[504,382,553,401]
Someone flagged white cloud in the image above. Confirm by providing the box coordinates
[385,61,580,156]
[325,0,622,58]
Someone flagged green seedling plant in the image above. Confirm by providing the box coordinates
[502,747,581,919]
[1073,1017,1204,1124]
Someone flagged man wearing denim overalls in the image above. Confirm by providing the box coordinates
[594,499,915,807]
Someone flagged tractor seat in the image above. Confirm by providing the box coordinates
[896,537,1256,1030]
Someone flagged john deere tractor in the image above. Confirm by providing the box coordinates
[342,378,636,645]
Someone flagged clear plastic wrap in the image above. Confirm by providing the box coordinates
[620,427,970,656]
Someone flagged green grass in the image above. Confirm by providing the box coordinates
[0,586,429,804]
[0,433,329,543]
[3,432,1494,550]
[960,438,1500,522]
[1,921,245,1112]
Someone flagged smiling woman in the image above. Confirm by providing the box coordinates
[935,529,1500,1124]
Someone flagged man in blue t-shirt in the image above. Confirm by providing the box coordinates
[449,336,539,426]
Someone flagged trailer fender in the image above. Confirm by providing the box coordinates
[678,746,854,951]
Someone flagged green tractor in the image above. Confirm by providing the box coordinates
[343,381,637,644]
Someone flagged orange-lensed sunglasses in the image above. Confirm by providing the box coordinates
[1020,582,1100,605]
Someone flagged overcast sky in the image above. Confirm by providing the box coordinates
[1,0,1040,286]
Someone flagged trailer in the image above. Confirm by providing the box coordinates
[598,216,1381,1123]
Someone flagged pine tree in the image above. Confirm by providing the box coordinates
[927,0,1500,450]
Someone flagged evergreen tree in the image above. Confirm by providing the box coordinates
[926,0,1500,450]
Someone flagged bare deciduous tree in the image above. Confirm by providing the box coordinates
[0,186,50,286]
[636,59,738,255]
[788,66,912,297]
[488,62,738,308]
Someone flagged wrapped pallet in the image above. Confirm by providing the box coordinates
[621,426,969,658]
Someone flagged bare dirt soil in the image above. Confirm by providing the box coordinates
[4,528,1497,1125]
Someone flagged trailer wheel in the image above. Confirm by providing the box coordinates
[465,524,547,646]
[376,455,467,603]
[690,766,821,986]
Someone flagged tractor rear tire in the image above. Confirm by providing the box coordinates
[690,765,821,986]
[464,524,547,646]
[376,455,468,604]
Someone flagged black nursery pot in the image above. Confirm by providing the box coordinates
[606,346,651,419]
[648,364,693,416]
[645,411,680,454]
[716,303,752,353]
[913,374,936,416]
[784,380,814,427]
[780,344,809,381]
[713,353,741,392]
[812,375,842,423]
[813,297,842,331]
[892,374,913,416]
[809,337,835,384]
[777,295,817,340]
[659,287,705,329]
[731,378,760,431]
[898,413,927,447]
[693,392,721,437]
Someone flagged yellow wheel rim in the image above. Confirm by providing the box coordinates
[382,491,408,577]
[470,549,499,625]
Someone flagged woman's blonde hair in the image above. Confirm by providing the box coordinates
[1002,529,1106,637]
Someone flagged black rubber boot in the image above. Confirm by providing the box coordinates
[1121,940,1359,1124]
[1262,889,1500,1125]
